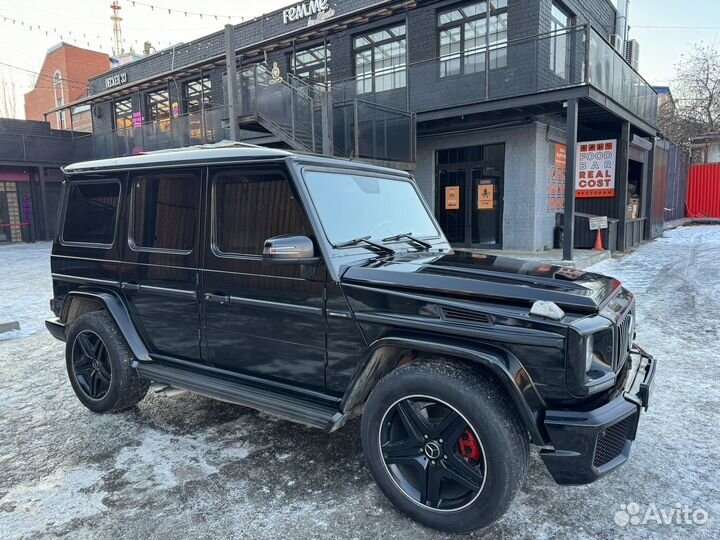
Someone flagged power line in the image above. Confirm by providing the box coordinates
[0,61,90,88]
[128,0,246,21]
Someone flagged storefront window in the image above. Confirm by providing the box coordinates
[113,98,133,130]
[146,89,170,124]
[550,2,571,78]
[184,77,212,113]
[438,0,508,77]
[291,45,330,85]
[354,24,406,94]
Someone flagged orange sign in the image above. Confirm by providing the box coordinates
[445,186,460,210]
[477,184,494,210]
[555,144,567,169]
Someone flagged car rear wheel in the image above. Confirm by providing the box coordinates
[65,311,149,413]
[361,359,529,532]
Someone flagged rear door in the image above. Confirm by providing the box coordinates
[120,167,204,362]
[201,163,327,390]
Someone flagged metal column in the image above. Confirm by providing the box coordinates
[224,24,240,142]
[38,165,50,241]
[562,98,579,261]
[615,121,631,251]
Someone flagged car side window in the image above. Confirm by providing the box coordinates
[212,168,311,256]
[130,169,200,252]
[62,179,120,247]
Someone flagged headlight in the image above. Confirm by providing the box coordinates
[567,321,615,397]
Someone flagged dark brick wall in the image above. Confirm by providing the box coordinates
[88,0,618,134]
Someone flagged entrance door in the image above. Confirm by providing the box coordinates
[435,144,504,248]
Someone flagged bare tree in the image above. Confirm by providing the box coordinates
[660,42,720,147]
[0,72,19,119]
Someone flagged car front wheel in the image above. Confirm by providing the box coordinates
[361,359,529,532]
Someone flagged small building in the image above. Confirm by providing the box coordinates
[49,0,665,258]
[0,118,92,242]
[690,132,720,165]
[24,43,111,132]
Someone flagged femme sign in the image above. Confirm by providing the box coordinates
[575,139,617,198]
[282,0,330,24]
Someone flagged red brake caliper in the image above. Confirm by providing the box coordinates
[458,428,481,461]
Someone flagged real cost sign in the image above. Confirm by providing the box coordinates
[575,139,616,198]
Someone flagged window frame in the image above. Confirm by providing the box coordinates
[60,178,122,249]
[128,170,201,255]
[353,23,407,94]
[549,1,573,78]
[183,76,213,114]
[113,97,134,131]
[210,166,311,260]
[436,0,509,78]
[145,87,171,124]
[290,44,331,85]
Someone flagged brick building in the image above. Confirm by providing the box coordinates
[24,43,110,131]
[50,0,664,256]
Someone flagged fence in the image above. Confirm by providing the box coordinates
[687,163,720,218]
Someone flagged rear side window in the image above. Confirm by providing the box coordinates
[131,170,200,252]
[212,168,311,256]
[62,181,120,246]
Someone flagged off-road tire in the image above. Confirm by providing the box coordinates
[361,359,529,532]
[65,311,149,413]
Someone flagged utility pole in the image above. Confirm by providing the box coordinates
[110,1,124,57]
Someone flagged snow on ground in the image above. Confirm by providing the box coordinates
[0,227,719,539]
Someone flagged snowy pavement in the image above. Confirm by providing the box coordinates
[1,227,719,540]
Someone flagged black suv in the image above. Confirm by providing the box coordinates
[46,145,655,532]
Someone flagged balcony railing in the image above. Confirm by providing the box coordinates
[82,24,656,164]
[91,107,227,160]
[330,25,657,126]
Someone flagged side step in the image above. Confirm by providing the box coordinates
[134,361,339,430]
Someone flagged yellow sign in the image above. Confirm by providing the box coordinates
[445,186,460,210]
[477,184,494,210]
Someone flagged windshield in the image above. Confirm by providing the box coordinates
[303,170,442,246]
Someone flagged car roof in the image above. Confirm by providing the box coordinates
[63,141,411,178]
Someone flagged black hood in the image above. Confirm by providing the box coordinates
[340,249,620,312]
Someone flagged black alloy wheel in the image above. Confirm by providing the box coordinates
[379,395,487,512]
[71,330,112,400]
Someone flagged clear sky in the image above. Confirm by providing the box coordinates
[0,0,718,118]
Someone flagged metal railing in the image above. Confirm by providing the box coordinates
[91,106,227,160]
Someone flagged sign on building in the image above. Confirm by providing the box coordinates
[477,184,494,210]
[575,139,617,198]
[283,0,330,24]
[105,72,127,89]
[445,186,460,210]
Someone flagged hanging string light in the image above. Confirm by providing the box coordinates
[0,13,111,53]
[128,0,245,21]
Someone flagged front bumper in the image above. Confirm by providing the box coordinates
[540,344,656,485]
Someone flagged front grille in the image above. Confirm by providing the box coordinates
[440,306,492,326]
[593,414,635,467]
[615,310,634,370]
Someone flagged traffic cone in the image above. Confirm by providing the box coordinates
[593,229,604,251]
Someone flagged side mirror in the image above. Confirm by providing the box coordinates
[262,234,321,265]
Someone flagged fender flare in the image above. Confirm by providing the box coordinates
[61,290,150,362]
[340,334,548,444]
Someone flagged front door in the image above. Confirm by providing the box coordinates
[200,164,327,391]
[435,144,504,248]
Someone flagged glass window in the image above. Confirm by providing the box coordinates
[550,3,571,78]
[184,77,212,113]
[213,169,311,256]
[291,45,331,85]
[113,98,133,130]
[131,171,199,252]
[62,181,120,246]
[354,24,406,94]
[146,89,170,123]
[437,0,508,77]
[303,171,440,245]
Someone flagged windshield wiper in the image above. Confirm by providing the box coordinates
[381,232,432,250]
[333,235,395,254]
